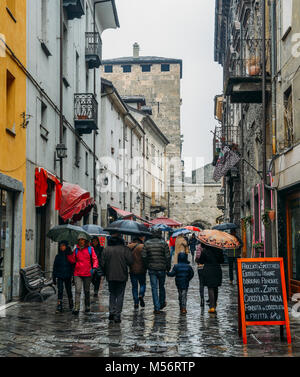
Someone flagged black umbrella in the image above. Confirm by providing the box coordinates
[104,220,152,236]
[212,223,238,231]
[82,224,109,236]
[47,224,91,245]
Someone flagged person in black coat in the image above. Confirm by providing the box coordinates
[167,252,194,314]
[91,236,104,297]
[52,240,74,313]
[198,243,224,313]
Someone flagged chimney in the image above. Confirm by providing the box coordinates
[133,42,140,58]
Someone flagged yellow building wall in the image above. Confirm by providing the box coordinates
[0,0,27,267]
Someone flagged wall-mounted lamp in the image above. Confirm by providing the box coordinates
[56,143,67,159]
[136,194,141,204]
[103,177,109,186]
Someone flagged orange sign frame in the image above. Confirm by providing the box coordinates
[237,258,291,344]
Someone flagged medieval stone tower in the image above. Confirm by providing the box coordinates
[101,43,183,192]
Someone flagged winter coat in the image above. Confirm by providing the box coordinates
[100,236,134,282]
[167,252,194,289]
[174,235,189,264]
[189,236,198,252]
[128,240,146,275]
[197,246,224,288]
[142,237,171,272]
[67,245,99,277]
[52,250,74,280]
[93,244,104,265]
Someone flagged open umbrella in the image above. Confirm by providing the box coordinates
[151,224,173,232]
[47,224,91,245]
[212,223,238,231]
[197,229,240,250]
[184,226,201,232]
[104,220,152,237]
[172,229,191,238]
[82,224,109,236]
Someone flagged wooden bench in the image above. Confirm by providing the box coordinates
[20,264,56,302]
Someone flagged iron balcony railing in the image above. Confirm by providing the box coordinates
[74,93,98,133]
[85,32,102,68]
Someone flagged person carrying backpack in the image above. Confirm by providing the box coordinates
[67,233,99,315]
[167,252,194,314]
[52,240,74,313]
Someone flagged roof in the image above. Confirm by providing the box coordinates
[122,95,146,106]
[103,56,183,78]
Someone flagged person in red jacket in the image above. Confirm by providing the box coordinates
[67,233,99,315]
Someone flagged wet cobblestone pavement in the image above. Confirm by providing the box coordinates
[1,265,300,357]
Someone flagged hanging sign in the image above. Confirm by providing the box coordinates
[237,258,291,344]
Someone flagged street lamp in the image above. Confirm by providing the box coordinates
[56,143,67,159]
[136,194,141,204]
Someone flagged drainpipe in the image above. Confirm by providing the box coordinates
[262,0,267,183]
[270,0,277,156]
[59,0,63,183]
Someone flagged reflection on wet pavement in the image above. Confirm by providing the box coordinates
[0,265,299,357]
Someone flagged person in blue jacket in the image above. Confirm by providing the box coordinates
[52,240,74,313]
[167,252,194,314]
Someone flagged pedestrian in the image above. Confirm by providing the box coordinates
[142,229,171,314]
[198,242,224,313]
[227,229,243,284]
[67,233,99,315]
[169,234,176,262]
[100,233,134,323]
[188,233,198,264]
[174,233,189,264]
[52,240,74,313]
[128,235,147,309]
[167,252,194,314]
[195,242,205,307]
[91,236,104,297]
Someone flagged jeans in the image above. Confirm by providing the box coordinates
[228,257,238,282]
[130,273,146,305]
[108,281,126,319]
[178,288,188,309]
[57,277,72,301]
[74,276,92,310]
[148,270,166,311]
[208,287,218,309]
[197,269,205,299]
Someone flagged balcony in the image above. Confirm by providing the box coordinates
[85,32,102,69]
[212,126,222,166]
[63,0,85,20]
[74,93,98,135]
[224,39,271,103]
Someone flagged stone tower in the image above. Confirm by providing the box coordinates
[101,44,183,187]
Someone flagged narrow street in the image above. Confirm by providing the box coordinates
[0,265,299,357]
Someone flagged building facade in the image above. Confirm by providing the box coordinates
[0,0,27,302]
[25,0,119,272]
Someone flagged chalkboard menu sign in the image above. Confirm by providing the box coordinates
[237,258,291,344]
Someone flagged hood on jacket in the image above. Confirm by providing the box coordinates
[108,236,125,247]
[177,252,189,264]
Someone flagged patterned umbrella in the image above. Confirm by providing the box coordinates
[197,229,240,250]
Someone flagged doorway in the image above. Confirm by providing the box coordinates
[286,191,300,295]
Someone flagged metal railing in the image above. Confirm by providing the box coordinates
[85,32,102,60]
[74,93,98,123]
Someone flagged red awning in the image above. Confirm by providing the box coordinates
[35,167,62,210]
[149,217,183,228]
[59,182,94,223]
[110,206,133,218]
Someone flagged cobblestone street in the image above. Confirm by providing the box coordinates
[0,265,300,357]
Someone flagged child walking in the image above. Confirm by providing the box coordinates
[52,240,74,313]
[167,252,194,314]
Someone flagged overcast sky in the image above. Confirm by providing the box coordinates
[101,0,223,176]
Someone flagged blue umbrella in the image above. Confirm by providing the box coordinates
[151,224,173,232]
[212,223,238,231]
[82,224,109,236]
[172,229,191,238]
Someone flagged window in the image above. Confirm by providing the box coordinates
[6,70,15,132]
[141,64,151,72]
[284,87,293,147]
[85,152,89,175]
[105,65,113,73]
[40,101,48,140]
[75,140,80,167]
[161,64,170,72]
[122,65,131,73]
[41,0,48,42]
[62,23,69,87]
[75,51,79,92]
